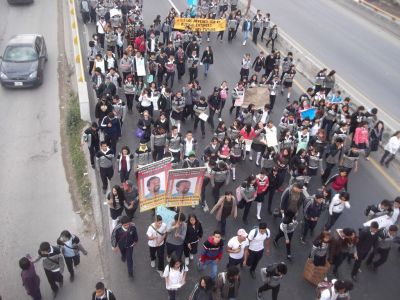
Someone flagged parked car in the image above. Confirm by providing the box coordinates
[0,34,47,88]
[8,0,34,4]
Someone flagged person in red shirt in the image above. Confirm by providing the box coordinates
[240,124,256,160]
[324,169,348,193]
[134,33,146,55]
[255,169,270,220]
[353,121,370,159]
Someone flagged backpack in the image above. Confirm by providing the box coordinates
[260,264,277,283]
[249,227,259,240]
[364,204,379,216]
[316,280,333,299]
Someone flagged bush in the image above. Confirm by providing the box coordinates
[66,92,92,208]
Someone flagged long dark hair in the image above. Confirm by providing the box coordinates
[110,185,125,208]
[199,276,214,291]
[169,256,184,272]
[187,213,200,226]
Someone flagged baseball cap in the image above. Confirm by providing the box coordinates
[237,229,248,237]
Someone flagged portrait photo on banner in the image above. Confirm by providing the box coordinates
[138,158,171,212]
[166,167,206,207]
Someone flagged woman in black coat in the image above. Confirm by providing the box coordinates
[184,214,203,266]
[200,46,214,77]
[367,121,384,156]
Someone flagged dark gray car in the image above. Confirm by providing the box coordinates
[0,34,47,88]
[7,0,34,4]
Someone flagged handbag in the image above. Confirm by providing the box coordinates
[135,128,145,139]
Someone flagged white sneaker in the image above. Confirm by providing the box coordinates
[203,203,209,212]
[242,41,246,45]
[249,156,253,161]
[185,257,190,265]
[167,256,171,263]
[191,205,196,209]
[190,254,194,260]
[207,37,210,42]
[150,260,155,268]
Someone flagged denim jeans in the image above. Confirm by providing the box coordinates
[243,30,249,42]
[198,259,218,280]
[204,63,210,75]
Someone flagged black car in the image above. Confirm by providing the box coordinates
[8,0,34,4]
[0,34,47,88]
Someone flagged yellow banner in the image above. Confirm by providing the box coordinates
[173,17,227,32]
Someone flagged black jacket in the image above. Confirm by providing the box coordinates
[357,227,378,257]
[111,222,138,249]
[92,289,116,300]
[185,222,204,244]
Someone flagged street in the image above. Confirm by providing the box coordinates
[0,1,101,299]
[0,0,398,299]
[83,0,399,299]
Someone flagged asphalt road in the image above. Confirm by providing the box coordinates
[81,0,400,299]
[251,0,400,124]
[0,1,101,299]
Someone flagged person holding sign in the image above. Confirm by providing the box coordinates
[166,213,187,261]
[229,81,245,118]
[147,215,167,277]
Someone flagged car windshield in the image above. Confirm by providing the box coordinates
[3,45,38,62]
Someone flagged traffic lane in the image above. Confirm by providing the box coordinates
[251,0,400,121]
[96,2,399,300]
[0,1,99,299]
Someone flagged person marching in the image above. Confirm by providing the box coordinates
[111,216,139,278]
[147,215,167,277]
[247,222,271,279]
[56,230,88,282]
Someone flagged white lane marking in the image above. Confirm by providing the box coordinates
[167,0,181,14]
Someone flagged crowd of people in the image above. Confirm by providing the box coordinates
[14,0,398,300]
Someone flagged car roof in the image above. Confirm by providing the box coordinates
[7,34,42,46]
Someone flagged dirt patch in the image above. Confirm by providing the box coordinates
[365,0,400,18]
[57,0,95,234]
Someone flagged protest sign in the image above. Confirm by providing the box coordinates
[138,158,171,212]
[174,17,227,32]
[166,167,206,207]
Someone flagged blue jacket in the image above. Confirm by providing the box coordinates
[242,20,253,32]
[101,116,121,138]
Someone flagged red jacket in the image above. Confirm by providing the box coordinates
[353,127,369,145]
[240,127,256,140]
[134,36,146,53]
[255,175,269,194]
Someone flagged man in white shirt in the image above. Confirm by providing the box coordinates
[226,229,249,267]
[96,16,107,49]
[325,191,351,230]
[181,131,197,159]
[247,223,271,278]
[146,215,167,276]
[319,279,353,300]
